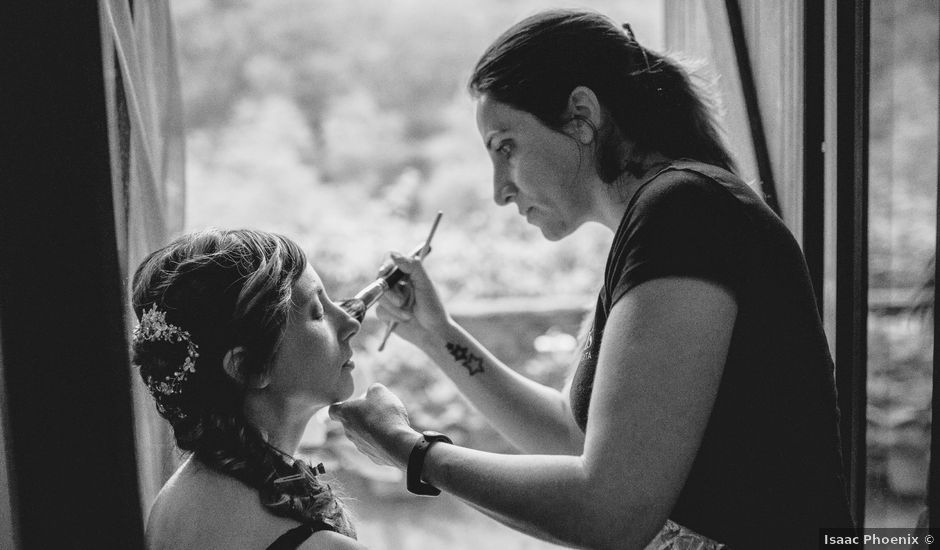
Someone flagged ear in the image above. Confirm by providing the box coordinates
[222,346,270,389]
[563,86,604,145]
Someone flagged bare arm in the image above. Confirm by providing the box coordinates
[417,320,585,454]
[459,499,575,547]
[334,277,736,550]
[377,253,584,455]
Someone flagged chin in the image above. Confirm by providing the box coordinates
[337,375,355,401]
[539,223,573,242]
[321,375,356,405]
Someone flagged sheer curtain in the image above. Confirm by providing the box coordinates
[663,0,803,238]
[99,0,187,513]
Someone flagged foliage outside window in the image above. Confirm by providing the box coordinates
[865,0,937,532]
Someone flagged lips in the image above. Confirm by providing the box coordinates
[341,359,355,370]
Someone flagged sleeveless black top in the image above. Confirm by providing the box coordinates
[570,161,853,548]
[265,520,335,550]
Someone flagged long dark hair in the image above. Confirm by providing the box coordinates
[131,228,355,537]
[469,9,736,181]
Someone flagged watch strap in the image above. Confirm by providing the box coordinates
[407,431,452,496]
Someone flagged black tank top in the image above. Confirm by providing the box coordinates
[265,520,335,550]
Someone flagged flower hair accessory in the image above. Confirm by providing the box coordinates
[133,304,199,397]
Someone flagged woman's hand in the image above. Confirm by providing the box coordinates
[375,252,451,346]
[328,383,421,469]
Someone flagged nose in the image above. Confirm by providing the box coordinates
[338,305,361,340]
[339,298,366,323]
[493,172,517,206]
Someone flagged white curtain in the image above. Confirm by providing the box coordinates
[99,0,187,514]
[663,0,804,237]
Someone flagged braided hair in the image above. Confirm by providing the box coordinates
[131,229,355,537]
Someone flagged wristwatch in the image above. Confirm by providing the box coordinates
[407,430,452,496]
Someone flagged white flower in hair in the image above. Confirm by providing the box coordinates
[133,304,200,399]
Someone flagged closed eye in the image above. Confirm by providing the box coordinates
[311,289,326,320]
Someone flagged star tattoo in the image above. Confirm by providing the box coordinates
[446,342,468,362]
[446,342,484,376]
[463,355,484,376]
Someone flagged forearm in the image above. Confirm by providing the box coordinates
[418,443,661,550]
[415,319,584,455]
[460,499,574,547]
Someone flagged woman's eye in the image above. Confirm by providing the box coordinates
[497,141,513,157]
[311,291,327,320]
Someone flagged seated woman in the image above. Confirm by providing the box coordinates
[132,229,367,550]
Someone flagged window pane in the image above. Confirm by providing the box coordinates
[866,0,938,532]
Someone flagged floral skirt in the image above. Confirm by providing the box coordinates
[644,519,727,550]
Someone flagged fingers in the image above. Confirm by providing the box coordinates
[392,253,437,294]
[392,279,415,307]
[376,302,413,324]
[328,402,344,421]
[376,259,396,278]
[376,250,435,294]
[377,246,430,277]
[328,384,389,421]
[376,267,417,321]
[366,382,388,398]
[388,251,421,273]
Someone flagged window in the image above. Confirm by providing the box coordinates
[172,1,663,548]
[865,0,937,532]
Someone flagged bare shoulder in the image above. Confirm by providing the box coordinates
[299,530,369,550]
[147,458,368,550]
[146,459,205,548]
[147,458,287,548]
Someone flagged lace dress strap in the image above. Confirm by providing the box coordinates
[265,520,335,550]
[645,519,728,550]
